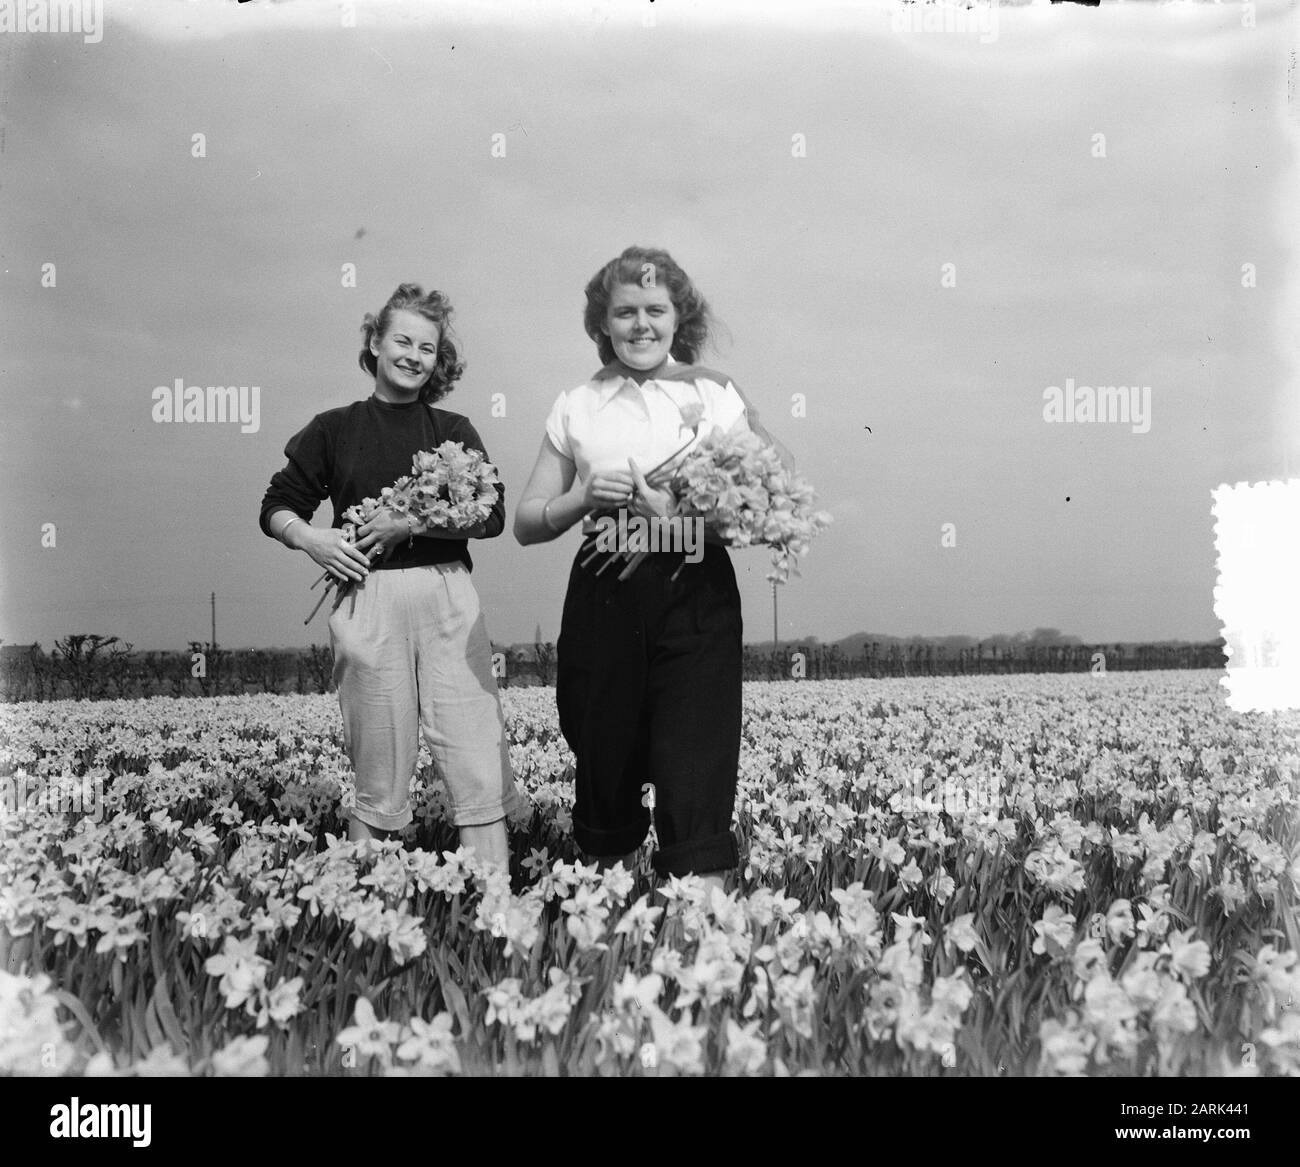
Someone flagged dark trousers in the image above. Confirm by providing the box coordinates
[556,541,742,877]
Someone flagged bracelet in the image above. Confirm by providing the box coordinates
[279,515,304,543]
[542,498,563,534]
[407,516,415,549]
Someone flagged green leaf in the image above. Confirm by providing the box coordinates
[152,972,190,1056]
[440,976,473,1035]
[150,918,168,985]
[131,988,152,1061]
[51,989,107,1054]
[143,991,166,1052]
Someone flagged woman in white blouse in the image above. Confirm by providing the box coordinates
[515,246,758,896]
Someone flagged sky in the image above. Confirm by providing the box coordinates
[0,0,1296,651]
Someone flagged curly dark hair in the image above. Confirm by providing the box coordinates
[583,246,714,367]
[358,283,465,404]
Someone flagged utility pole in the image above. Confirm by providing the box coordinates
[211,591,217,695]
[772,579,778,651]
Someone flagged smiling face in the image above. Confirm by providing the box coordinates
[602,281,678,374]
[370,308,441,401]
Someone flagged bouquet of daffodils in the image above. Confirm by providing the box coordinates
[580,424,832,585]
[305,440,500,623]
[673,427,832,583]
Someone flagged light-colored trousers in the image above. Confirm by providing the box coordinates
[327,562,520,831]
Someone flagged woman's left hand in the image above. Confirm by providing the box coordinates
[627,457,675,519]
[354,509,414,559]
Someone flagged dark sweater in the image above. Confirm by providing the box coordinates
[259,395,505,572]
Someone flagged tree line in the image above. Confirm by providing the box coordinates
[0,633,1229,703]
[744,639,1228,681]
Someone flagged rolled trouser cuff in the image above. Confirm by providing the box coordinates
[451,788,524,828]
[651,829,738,878]
[349,802,414,832]
[573,811,650,860]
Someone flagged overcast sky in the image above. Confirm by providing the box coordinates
[1,0,1295,650]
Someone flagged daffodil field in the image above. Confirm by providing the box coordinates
[2,671,1297,1077]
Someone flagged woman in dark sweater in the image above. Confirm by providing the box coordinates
[260,283,519,868]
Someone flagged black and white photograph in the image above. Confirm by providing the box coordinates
[1,0,1298,1129]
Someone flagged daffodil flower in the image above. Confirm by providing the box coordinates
[336,997,401,1062]
[306,441,501,623]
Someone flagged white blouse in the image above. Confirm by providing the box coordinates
[544,356,749,487]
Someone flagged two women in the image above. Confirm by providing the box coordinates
[262,250,755,891]
[259,284,518,869]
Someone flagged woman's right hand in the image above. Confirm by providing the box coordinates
[300,526,372,583]
[578,469,636,512]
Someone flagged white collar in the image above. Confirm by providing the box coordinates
[594,355,681,410]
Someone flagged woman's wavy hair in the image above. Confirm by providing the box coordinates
[359,283,465,404]
[583,246,714,367]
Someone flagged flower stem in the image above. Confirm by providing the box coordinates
[617,552,649,582]
[304,585,336,625]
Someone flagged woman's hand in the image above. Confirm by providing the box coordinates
[577,468,636,512]
[627,457,675,519]
[353,510,413,560]
[300,526,373,583]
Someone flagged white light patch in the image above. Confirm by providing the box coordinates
[1214,479,1300,712]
